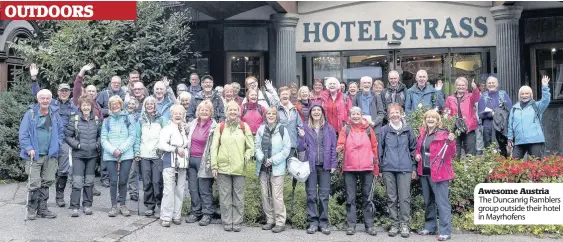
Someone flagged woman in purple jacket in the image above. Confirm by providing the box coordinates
[298,104,337,235]
[477,76,512,157]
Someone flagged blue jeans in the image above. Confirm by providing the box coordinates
[106,159,133,206]
[305,165,331,228]
[420,176,452,235]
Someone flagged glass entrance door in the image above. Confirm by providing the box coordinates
[226,52,264,94]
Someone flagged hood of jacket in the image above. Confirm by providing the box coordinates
[306,103,329,123]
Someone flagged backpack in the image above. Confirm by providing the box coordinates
[104,114,132,132]
[260,87,271,107]
[242,103,263,117]
[259,124,285,140]
[219,121,246,135]
[344,124,371,139]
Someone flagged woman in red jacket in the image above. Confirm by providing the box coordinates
[336,107,379,236]
[324,77,352,134]
[414,109,456,241]
[443,77,480,158]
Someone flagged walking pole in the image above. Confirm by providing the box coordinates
[24,156,34,222]
[136,158,141,216]
[368,175,377,217]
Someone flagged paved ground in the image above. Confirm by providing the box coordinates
[0,181,555,242]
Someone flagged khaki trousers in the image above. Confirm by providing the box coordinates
[217,174,245,225]
[160,168,186,221]
[259,171,286,226]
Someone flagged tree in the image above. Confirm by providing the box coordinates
[11,1,197,92]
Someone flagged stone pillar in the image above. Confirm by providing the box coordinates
[270,13,299,88]
[490,5,523,102]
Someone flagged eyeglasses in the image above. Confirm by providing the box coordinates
[178,89,187,92]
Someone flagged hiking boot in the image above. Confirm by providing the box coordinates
[400,226,410,238]
[438,235,452,241]
[233,224,242,232]
[56,198,66,207]
[320,226,331,235]
[418,229,436,235]
[272,225,285,233]
[161,220,170,227]
[120,205,131,217]
[83,207,93,215]
[346,227,355,235]
[108,205,118,217]
[26,208,37,220]
[367,227,377,236]
[185,214,200,223]
[224,224,233,232]
[37,209,57,219]
[172,219,182,225]
[145,209,154,217]
[130,194,138,201]
[93,187,101,196]
[71,209,79,217]
[388,227,399,237]
[262,223,274,230]
[199,215,211,226]
[307,225,318,234]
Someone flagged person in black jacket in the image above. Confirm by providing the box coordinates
[64,96,101,217]
[379,103,417,238]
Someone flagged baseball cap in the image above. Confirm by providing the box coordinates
[58,83,71,90]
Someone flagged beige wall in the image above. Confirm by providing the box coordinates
[296,1,496,52]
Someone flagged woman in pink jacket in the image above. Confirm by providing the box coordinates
[414,109,456,241]
[241,89,266,135]
[336,107,379,236]
[443,77,480,158]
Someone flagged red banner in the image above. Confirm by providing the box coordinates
[0,1,137,20]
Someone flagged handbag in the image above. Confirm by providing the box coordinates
[287,157,310,182]
[455,97,468,134]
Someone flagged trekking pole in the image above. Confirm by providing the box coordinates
[136,158,141,216]
[368,175,377,217]
[24,156,34,222]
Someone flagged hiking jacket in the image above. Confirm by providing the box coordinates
[32,80,78,127]
[337,118,379,175]
[444,89,481,133]
[101,111,136,162]
[64,112,101,159]
[298,105,337,172]
[240,102,265,134]
[478,90,513,129]
[185,119,217,178]
[254,123,291,177]
[415,127,456,183]
[72,75,103,120]
[159,122,189,169]
[323,91,352,133]
[379,122,417,172]
[19,104,63,161]
[96,88,126,118]
[134,112,165,159]
[508,84,550,145]
[210,121,254,176]
[295,99,312,122]
[277,102,303,148]
[187,90,225,122]
[380,83,407,111]
[352,90,385,135]
[152,94,175,124]
[405,83,445,114]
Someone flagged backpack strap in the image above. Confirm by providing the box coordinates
[278,124,285,139]
[531,102,541,123]
[345,125,351,137]
[219,121,225,135]
[240,122,246,133]
[104,118,110,132]
[261,88,271,106]
[74,114,80,131]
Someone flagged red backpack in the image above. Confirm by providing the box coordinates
[219,121,246,135]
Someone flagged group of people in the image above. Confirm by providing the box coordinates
[19,62,551,240]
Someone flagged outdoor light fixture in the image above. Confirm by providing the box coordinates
[388,41,401,45]
[552,48,557,53]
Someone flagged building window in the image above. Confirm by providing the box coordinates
[312,55,341,82]
[7,64,24,90]
[227,52,264,94]
[343,55,391,84]
[533,45,563,100]
[189,53,209,76]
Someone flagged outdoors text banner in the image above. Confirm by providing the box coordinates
[474,183,563,225]
[0,1,137,20]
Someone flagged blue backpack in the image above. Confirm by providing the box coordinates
[104,114,133,132]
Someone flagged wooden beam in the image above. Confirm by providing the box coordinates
[267,1,297,13]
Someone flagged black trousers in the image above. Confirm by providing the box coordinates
[106,159,133,206]
[483,126,508,157]
[344,171,374,229]
[140,158,163,210]
[512,143,544,160]
[70,157,97,209]
[455,130,476,158]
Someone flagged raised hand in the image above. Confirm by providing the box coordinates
[435,80,443,91]
[82,63,95,72]
[264,79,273,90]
[471,79,477,90]
[542,75,550,86]
[162,76,170,87]
[30,63,38,78]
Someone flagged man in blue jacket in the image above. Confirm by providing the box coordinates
[30,64,78,207]
[19,89,64,220]
[404,70,445,115]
